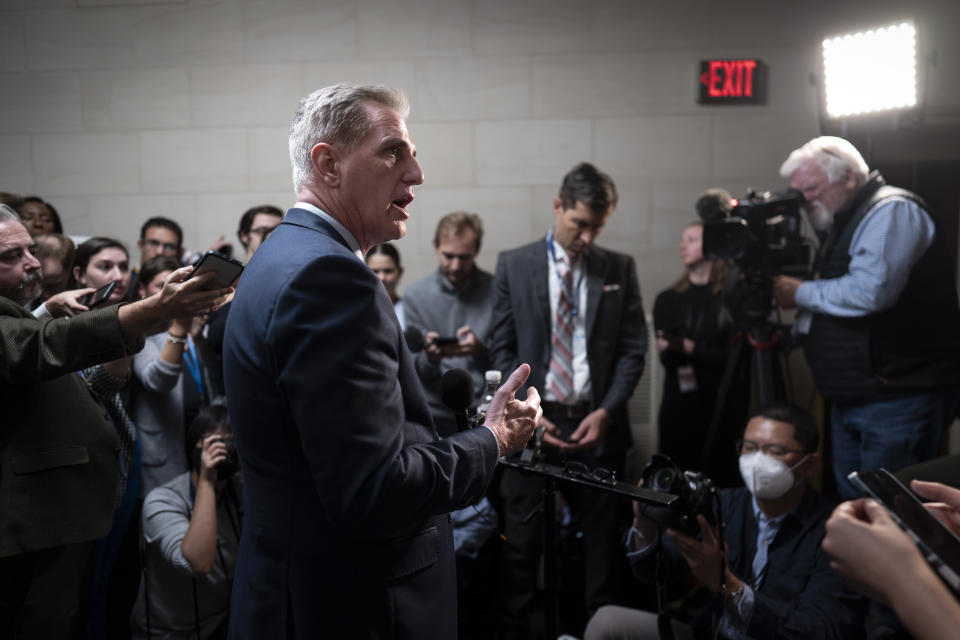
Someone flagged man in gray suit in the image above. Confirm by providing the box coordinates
[491,162,647,638]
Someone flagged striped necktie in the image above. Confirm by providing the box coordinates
[548,255,575,402]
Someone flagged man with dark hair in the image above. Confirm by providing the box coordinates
[405,211,494,436]
[138,216,184,264]
[491,161,647,637]
[236,205,283,262]
[0,205,231,638]
[585,403,866,640]
[772,136,960,500]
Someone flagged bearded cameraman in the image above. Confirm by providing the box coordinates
[131,405,242,639]
[585,404,865,640]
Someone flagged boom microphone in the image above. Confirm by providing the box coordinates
[441,368,475,432]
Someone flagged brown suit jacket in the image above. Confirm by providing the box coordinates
[0,298,133,558]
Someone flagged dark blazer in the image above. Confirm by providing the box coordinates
[0,299,129,558]
[490,238,646,453]
[223,209,500,639]
[631,487,866,639]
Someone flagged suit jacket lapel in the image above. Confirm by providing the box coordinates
[529,239,551,341]
[584,248,606,340]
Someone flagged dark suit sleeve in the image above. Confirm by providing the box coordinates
[489,252,519,378]
[598,255,647,414]
[0,300,132,383]
[269,255,499,533]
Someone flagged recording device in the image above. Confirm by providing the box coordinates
[78,281,117,308]
[637,454,717,536]
[702,188,811,273]
[191,436,242,481]
[431,336,460,346]
[664,327,685,351]
[440,368,475,432]
[189,251,245,289]
[849,469,960,595]
[701,188,814,327]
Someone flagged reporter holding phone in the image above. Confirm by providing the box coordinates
[404,212,495,437]
[824,481,960,640]
[132,255,216,496]
[0,206,232,638]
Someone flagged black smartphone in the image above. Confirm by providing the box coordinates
[431,336,460,346]
[79,281,117,308]
[190,251,245,289]
[849,469,960,595]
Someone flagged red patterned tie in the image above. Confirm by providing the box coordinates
[548,255,575,402]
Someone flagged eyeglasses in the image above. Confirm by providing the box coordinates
[562,460,617,486]
[735,439,806,459]
[144,238,179,253]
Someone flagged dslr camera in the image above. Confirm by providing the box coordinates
[638,454,717,537]
[192,435,242,480]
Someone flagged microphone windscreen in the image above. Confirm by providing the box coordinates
[404,326,425,352]
[441,368,475,411]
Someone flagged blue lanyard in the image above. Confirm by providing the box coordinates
[182,336,204,399]
[547,229,584,318]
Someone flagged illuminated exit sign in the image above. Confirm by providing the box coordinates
[698,59,767,104]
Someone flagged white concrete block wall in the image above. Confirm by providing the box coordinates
[2,1,960,454]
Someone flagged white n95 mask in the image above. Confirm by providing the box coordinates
[738,451,808,500]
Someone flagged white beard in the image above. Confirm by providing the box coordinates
[807,200,834,232]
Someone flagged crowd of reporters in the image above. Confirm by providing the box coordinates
[2,130,960,640]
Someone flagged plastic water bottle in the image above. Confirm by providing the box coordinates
[475,369,501,415]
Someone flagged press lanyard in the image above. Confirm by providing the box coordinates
[547,229,584,318]
[182,336,204,399]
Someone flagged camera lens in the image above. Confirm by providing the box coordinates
[651,467,676,492]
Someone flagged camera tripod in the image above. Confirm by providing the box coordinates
[698,273,790,472]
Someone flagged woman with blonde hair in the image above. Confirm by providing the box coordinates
[653,221,739,485]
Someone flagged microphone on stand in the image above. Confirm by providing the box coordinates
[441,368,474,432]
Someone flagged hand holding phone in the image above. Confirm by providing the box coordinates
[189,251,245,289]
[848,469,960,595]
[78,281,118,308]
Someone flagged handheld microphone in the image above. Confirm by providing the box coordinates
[441,368,474,432]
[404,326,426,352]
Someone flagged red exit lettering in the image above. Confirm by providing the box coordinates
[700,60,758,98]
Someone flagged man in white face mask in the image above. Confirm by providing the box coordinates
[585,404,866,640]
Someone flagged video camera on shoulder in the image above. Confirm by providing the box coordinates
[638,454,717,537]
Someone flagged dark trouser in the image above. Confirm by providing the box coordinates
[499,409,628,639]
[0,542,94,639]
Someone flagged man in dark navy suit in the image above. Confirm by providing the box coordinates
[223,84,542,639]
